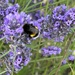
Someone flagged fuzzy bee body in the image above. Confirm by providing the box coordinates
[23,24,39,39]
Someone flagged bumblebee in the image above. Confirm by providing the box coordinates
[23,23,40,39]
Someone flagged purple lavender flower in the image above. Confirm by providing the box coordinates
[52,4,67,20]
[5,3,20,15]
[41,15,68,42]
[2,3,42,44]
[31,10,44,20]
[68,55,75,61]
[64,8,75,27]
[5,72,11,75]
[0,0,9,38]
[54,36,64,42]
[41,46,61,56]
[62,50,75,65]
[62,59,67,65]
[2,3,41,43]
[0,0,8,8]
[50,5,70,41]
[14,55,23,69]
[3,12,23,43]
[5,43,32,72]
[24,57,30,66]
[0,3,37,73]
[0,4,19,39]
[0,2,75,75]
[41,5,75,42]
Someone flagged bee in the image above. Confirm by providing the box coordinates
[23,23,40,39]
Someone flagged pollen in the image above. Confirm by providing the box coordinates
[30,33,36,37]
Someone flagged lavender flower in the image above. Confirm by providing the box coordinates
[0,4,20,39]
[0,3,41,43]
[3,12,23,43]
[62,50,75,65]
[41,5,75,42]
[5,72,11,75]
[0,2,75,75]
[68,50,75,62]
[41,46,61,56]
[30,10,44,20]
[5,43,32,72]
[0,0,8,8]
[52,4,67,20]
[62,59,67,65]
[2,4,74,43]
[64,8,75,27]
[68,55,75,61]
[5,3,20,15]
[0,3,41,73]
[0,1,9,37]
[40,15,67,42]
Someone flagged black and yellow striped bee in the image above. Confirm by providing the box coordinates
[23,23,40,39]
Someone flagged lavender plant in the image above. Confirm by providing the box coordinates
[0,0,75,75]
